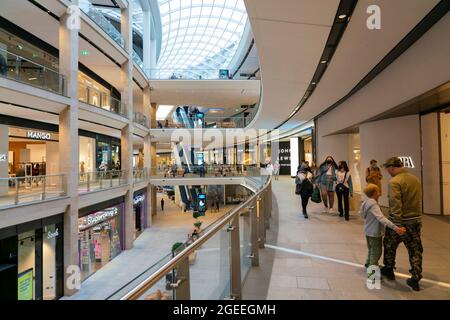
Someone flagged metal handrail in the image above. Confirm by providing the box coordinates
[0,173,66,180]
[0,47,60,74]
[120,176,270,300]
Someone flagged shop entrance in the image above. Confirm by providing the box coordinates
[6,127,59,178]
[78,204,124,281]
[0,216,64,300]
[441,112,450,215]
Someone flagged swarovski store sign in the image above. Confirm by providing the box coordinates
[78,207,119,231]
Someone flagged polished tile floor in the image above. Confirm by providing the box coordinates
[243,176,450,300]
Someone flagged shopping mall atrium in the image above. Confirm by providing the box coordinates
[0,0,449,302]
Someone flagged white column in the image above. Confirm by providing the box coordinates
[59,8,79,296]
[143,9,152,71]
[0,125,9,196]
[121,4,135,250]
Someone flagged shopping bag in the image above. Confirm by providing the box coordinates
[349,196,355,211]
[311,185,322,203]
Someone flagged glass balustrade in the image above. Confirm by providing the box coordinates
[132,51,144,70]
[0,174,67,208]
[151,164,261,179]
[79,0,125,48]
[109,176,271,300]
[133,168,149,184]
[155,116,248,129]
[0,48,66,95]
[133,112,149,128]
[145,69,234,80]
[78,83,128,118]
[78,170,128,194]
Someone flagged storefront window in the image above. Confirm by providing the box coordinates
[78,205,124,281]
[133,193,147,239]
[96,141,110,171]
[111,143,121,170]
[42,224,59,300]
[18,230,36,300]
[79,136,95,175]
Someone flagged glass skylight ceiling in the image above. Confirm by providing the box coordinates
[156,0,248,79]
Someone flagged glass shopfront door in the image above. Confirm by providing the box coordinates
[78,205,124,281]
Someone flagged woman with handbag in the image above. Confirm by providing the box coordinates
[335,161,353,221]
[318,156,338,213]
[295,164,314,219]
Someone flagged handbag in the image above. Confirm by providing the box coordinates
[295,183,301,195]
[335,172,347,193]
[349,196,356,211]
[311,185,322,203]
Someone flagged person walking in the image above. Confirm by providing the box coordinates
[161,198,165,212]
[366,160,383,195]
[273,161,280,180]
[380,157,423,291]
[318,156,338,213]
[335,161,353,221]
[215,196,220,212]
[295,164,314,219]
[266,161,274,176]
[359,184,405,282]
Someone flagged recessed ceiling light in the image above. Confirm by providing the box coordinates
[321,60,327,64]
[311,82,316,85]
[28,77,37,81]
[339,14,347,19]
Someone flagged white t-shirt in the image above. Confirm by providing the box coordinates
[326,165,333,175]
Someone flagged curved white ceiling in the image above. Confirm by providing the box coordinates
[156,0,248,79]
[246,0,440,132]
[244,0,340,130]
[286,0,440,128]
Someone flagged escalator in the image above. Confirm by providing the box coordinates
[174,106,195,128]
[179,185,192,211]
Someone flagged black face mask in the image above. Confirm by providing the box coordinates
[326,160,332,164]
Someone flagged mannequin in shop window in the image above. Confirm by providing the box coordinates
[99,161,108,172]
[80,161,85,179]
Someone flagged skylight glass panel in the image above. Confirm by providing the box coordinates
[156,0,248,79]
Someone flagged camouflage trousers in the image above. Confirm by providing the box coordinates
[383,220,423,281]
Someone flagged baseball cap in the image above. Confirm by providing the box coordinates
[382,157,404,168]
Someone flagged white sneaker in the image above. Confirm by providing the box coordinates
[328,208,334,214]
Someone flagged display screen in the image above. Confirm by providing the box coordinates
[18,268,33,300]
[198,194,206,213]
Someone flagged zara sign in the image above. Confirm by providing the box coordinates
[399,156,415,169]
[0,154,7,162]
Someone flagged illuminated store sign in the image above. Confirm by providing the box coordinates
[0,154,7,162]
[399,156,415,168]
[27,131,51,140]
[47,228,59,240]
[79,207,119,231]
[133,194,145,205]
[290,138,300,177]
